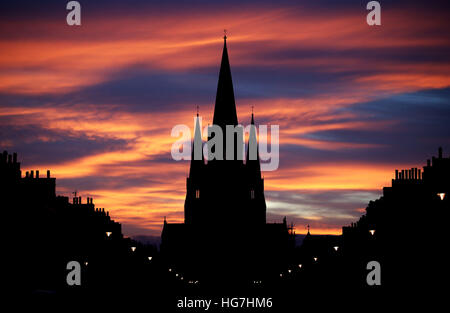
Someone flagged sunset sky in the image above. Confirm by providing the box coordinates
[1,0,449,236]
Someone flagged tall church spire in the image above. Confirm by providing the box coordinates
[212,34,238,128]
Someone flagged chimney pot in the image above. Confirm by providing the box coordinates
[395,169,399,180]
[36,170,39,179]
[26,171,29,178]
[47,170,50,178]
[30,170,34,178]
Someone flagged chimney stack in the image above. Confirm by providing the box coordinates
[26,171,29,178]
[36,170,39,179]
[30,170,34,178]
[395,169,399,180]
[78,196,81,204]
[47,170,50,178]
[418,169,421,180]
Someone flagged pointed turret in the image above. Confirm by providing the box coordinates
[212,35,238,129]
[189,111,204,178]
[246,111,261,178]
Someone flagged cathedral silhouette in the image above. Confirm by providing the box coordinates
[161,36,293,286]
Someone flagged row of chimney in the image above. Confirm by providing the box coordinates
[395,168,422,180]
[73,196,94,205]
[95,207,109,216]
[72,197,109,216]
[1,151,18,164]
[24,170,51,179]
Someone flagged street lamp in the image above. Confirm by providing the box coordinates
[313,257,318,262]
[148,256,153,261]
[369,229,375,236]
[333,246,339,251]
[106,231,112,237]
[437,193,446,201]
[298,264,302,268]
[131,246,136,252]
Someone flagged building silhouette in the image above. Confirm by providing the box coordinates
[161,36,293,286]
[1,150,157,295]
[290,147,449,292]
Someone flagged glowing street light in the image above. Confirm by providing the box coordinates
[106,231,112,237]
[313,257,318,262]
[148,256,153,261]
[369,229,376,236]
[288,269,292,273]
[333,246,339,251]
[169,268,172,272]
[437,193,446,201]
[84,261,88,266]
[298,264,302,268]
[131,246,136,252]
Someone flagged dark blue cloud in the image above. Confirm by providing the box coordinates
[276,88,450,169]
[0,123,129,166]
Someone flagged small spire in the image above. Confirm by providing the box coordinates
[251,106,255,124]
[307,224,310,235]
[196,105,199,117]
[224,29,227,41]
